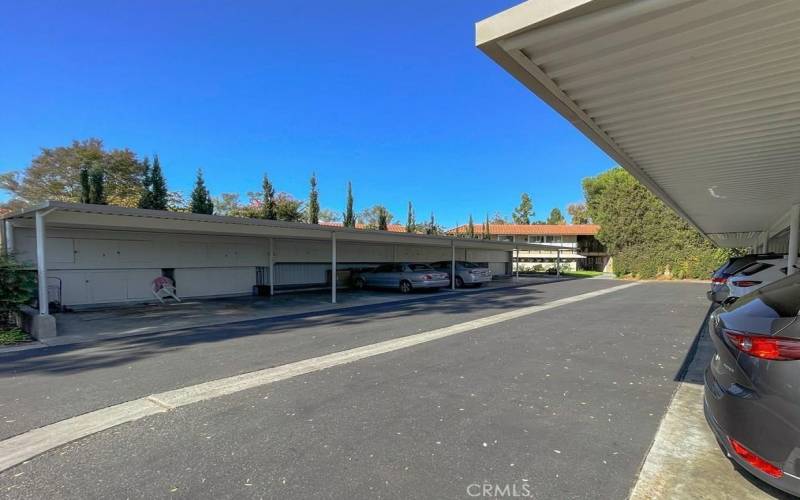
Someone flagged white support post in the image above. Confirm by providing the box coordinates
[788,204,800,276]
[451,240,456,290]
[35,211,48,315]
[268,238,274,296]
[514,247,519,279]
[331,232,337,303]
[3,219,13,255]
[761,231,769,253]
[556,249,561,277]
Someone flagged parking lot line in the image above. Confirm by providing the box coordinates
[0,281,638,473]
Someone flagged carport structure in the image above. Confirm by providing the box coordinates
[1,201,558,338]
[477,0,800,265]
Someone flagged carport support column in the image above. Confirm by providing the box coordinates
[556,249,561,277]
[514,246,519,279]
[35,210,48,315]
[451,240,456,290]
[331,232,337,303]
[3,219,13,255]
[268,238,274,296]
[788,204,800,276]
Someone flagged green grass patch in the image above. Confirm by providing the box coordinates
[0,327,32,346]
[562,270,604,278]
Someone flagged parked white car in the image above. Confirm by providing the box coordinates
[725,257,794,300]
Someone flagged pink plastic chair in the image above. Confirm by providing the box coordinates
[152,276,181,303]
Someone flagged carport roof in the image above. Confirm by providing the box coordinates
[2,200,567,251]
[477,0,800,247]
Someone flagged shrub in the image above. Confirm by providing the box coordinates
[0,253,36,327]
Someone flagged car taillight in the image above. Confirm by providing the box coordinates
[731,280,762,287]
[723,329,800,361]
[422,274,432,280]
[712,276,727,284]
[728,437,783,478]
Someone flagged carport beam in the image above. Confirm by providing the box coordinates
[451,240,456,290]
[331,232,337,303]
[35,210,48,315]
[788,204,800,276]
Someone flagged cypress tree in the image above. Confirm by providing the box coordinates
[307,172,320,224]
[343,182,355,228]
[406,201,415,232]
[137,157,153,209]
[89,168,107,205]
[189,169,214,215]
[262,174,277,220]
[150,154,168,210]
[79,167,91,204]
[484,213,492,240]
[467,214,475,238]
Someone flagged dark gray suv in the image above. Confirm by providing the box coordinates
[704,272,800,496]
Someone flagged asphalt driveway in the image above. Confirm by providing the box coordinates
[0,279,709,499]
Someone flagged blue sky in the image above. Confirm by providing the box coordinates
[0,1,615,226]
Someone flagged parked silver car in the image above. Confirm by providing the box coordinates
[352,263,450,293]
[430,260,492,288]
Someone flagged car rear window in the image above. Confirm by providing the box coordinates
[738,262,773,276]
[459,261,480,268]
[730,273,800,317]
[409,264,434,271]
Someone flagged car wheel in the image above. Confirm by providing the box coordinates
[455,276,464,288]
[353,278,366,290]
[399,280,412,294]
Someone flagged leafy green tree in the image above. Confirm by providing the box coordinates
[149,155,168,210]
[406,201,415,232]
[262,174,277,220]
[0,138,146,210]
[358,205,394,229]
[319,208,340,222]
[567,202,590,224]
[546,208,566,225]
[137,157,153,209]
[307,173,320,224]
[467,215,475,238]
[343,182,355,227]
[274,193,304,222]
[0,253,35,328]
[489,212,507,224]
[583,167,730,279]
[89,168,107,204]
[189,169,214,215]
[512,193,534,224]
[79,167,91,204]
[212,193,242,216]
[423,212,441,235]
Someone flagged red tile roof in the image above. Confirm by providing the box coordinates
[449,224,600,236]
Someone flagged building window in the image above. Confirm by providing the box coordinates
[528,235,544,243]
[497,235,513,242]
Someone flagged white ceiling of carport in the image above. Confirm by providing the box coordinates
[477,0,800,247]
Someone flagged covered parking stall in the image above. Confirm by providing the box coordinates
[1,201,554,338]
[477,0,800,264]
[476,0,800,496]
